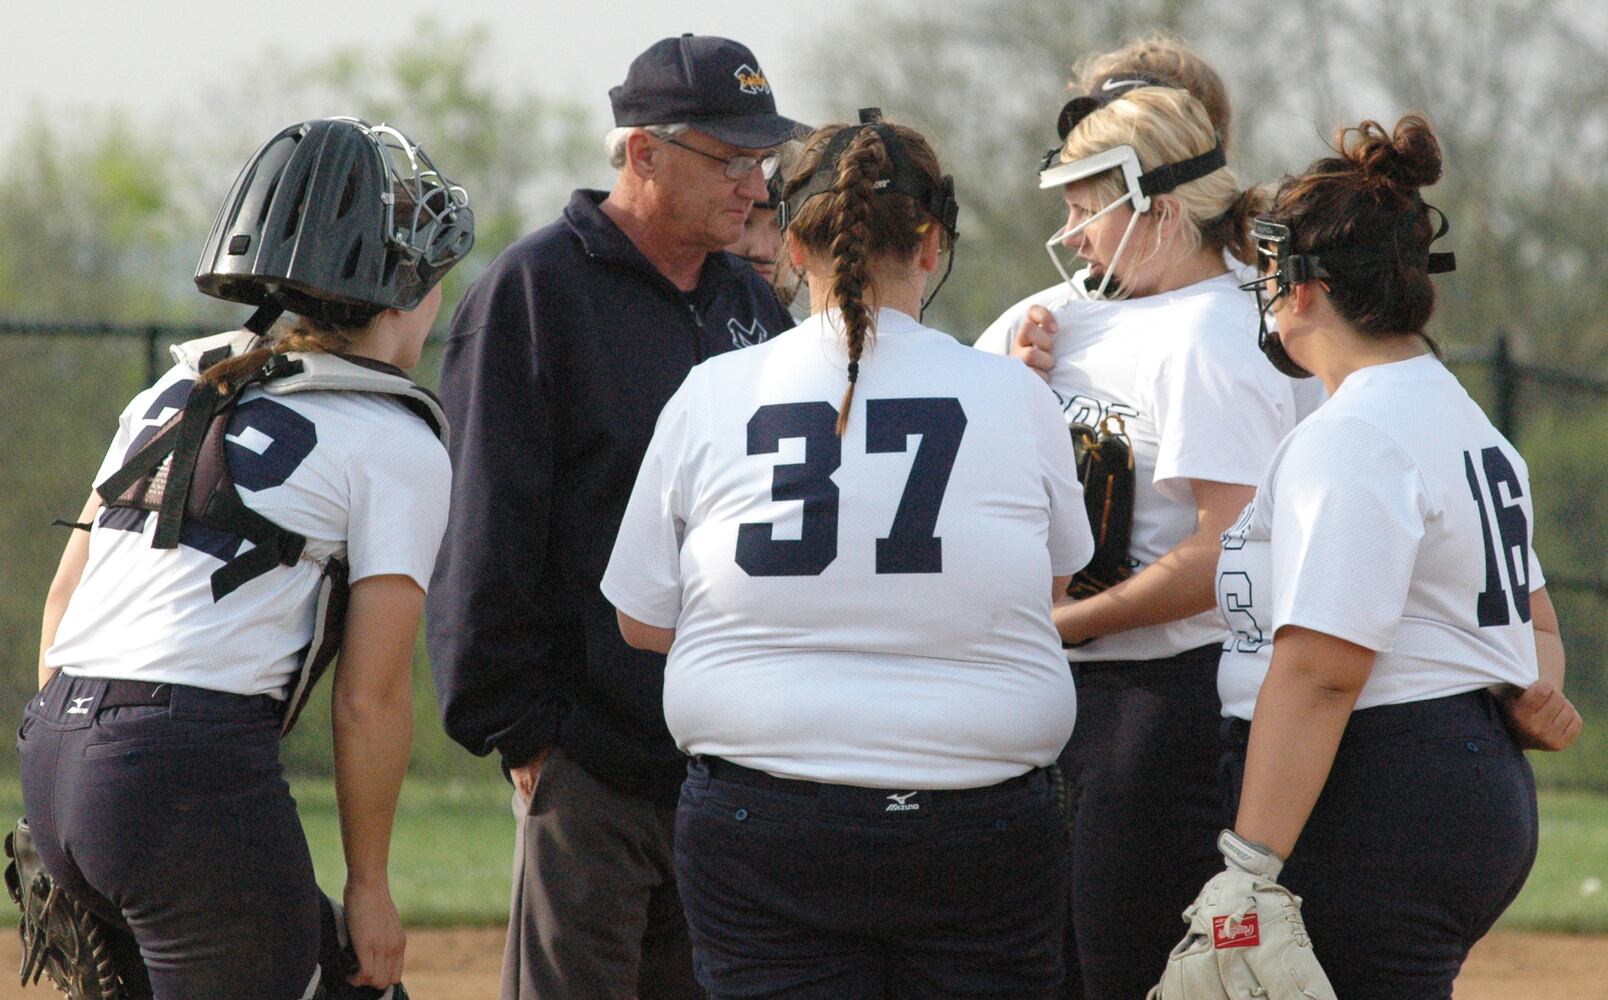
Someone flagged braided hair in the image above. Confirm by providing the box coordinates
[783,121,946,436]
[195,311,376,394]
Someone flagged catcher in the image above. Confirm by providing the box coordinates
[1154,112,1579,998]
[974,50,1307,1000]
[15,117,471,999]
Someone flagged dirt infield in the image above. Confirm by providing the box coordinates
[0,928,1604,997]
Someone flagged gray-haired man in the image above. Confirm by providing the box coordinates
[427,34,799,1000]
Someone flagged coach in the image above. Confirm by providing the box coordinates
[426,34,798,1000]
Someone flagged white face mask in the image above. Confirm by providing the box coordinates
[1038,144,1151,301]
[1043,191,1145,301]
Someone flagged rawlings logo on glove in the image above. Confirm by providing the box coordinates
[1211,913,1260,949]
[1147,830,1337,1000]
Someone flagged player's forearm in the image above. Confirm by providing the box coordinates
[1235,627,1372,859]
[1531,587,1565,691]
[333,577,420,888]
[1053,526,1219,641]
[333,688,410,888]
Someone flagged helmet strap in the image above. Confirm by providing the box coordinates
[243,303,284,335]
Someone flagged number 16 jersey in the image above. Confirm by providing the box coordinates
[1216,354,1543,719]
[602,308,1093,790]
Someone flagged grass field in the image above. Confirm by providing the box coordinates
[3,777,1606,932]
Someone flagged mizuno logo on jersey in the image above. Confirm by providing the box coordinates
[67,696,94,715]
[885,791,920,812]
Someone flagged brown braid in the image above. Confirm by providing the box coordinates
[825,129,885,436]
[195,312,372,394]
[782,120,945,437]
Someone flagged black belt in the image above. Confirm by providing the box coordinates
[85,678,279,714]
[699,756,1040,800]
[1071,641,1223,675]
[100,679,173,709]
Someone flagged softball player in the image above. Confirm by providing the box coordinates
[21,118,471,999]
[977,34,1328,422]
[976,83,1302,999]
[602,115,1094,999]
[1202,113,1579,999]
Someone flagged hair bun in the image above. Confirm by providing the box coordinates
[1338,114,1443,193]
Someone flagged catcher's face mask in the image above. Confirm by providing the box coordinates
[1239,218,1320,379]
[356,120,476,289]
[1239,212,1457,380]
[1038,141,1226,301]
[1041,146,1150,300]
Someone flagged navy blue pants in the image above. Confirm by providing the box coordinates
[1223,689,1538,1000]
[1058,644,1227,1000]
[18,673,321,1000]
[675,756,1068,1000]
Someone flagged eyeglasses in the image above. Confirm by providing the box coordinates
[662,136,781,180]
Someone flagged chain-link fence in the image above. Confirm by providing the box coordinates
[3,322,1604,786]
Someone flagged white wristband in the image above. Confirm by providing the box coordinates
[1219,829,1284,881]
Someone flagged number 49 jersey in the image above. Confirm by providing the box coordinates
[1215,354,1544,720]
[603,308,1094,790]
[48,358,451,697]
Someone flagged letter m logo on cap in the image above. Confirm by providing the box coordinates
[733,64,770,95]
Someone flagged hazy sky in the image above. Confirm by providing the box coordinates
[0,1,848,149]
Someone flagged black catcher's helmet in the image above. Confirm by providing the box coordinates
[195,117,474,323]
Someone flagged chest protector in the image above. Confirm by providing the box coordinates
[93,330,448,735]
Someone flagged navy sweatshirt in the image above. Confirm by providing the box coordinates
[426,189,792,805]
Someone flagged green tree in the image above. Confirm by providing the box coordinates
[0,112,189,321]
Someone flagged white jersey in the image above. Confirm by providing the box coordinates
[1216,354,1544,719]
[974,262,1328,422]
[48,358,451,697]
[976,273,1301,661]
[602,308,1093,789]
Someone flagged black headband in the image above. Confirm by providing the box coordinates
[1252,202,1456,292]
[1037,73,1225,200]
[1039,73,1165,171]
[778,107,959,240]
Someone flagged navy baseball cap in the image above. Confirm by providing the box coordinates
[610,34,803,149]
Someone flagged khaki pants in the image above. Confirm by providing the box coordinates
[502,746,703,1000]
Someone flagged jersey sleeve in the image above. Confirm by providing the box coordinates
[1147,311,1292,502]
[1268,416,1429,651]
[90,398,141,489]
[600,376,694,629]
[1024,369,1094,575]
[345,418,452,590]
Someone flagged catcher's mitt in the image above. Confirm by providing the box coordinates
[4,819,152,1000]
[1067,413,1137,600]
[1148,831,1335,1000]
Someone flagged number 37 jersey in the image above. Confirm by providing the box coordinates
[1216,354,1544,719]
[603,308,1094,789]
